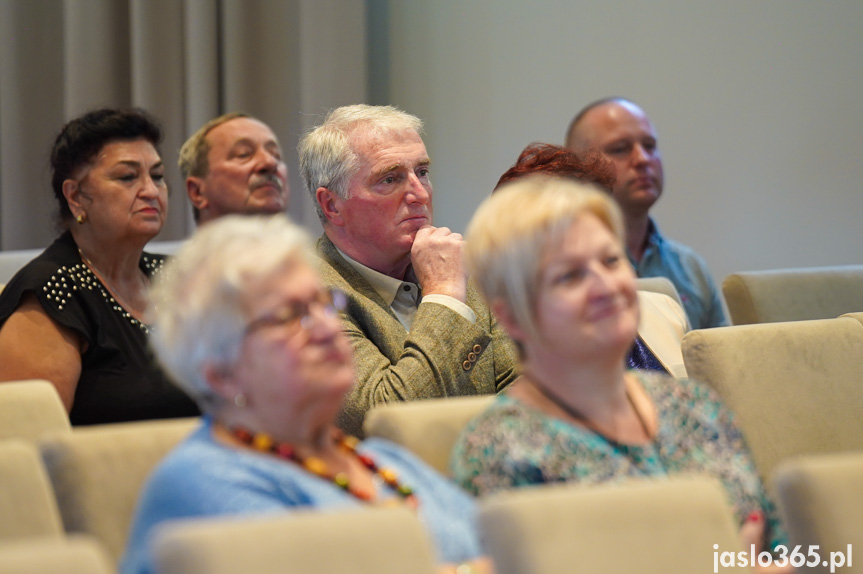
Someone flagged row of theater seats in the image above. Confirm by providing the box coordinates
[1,262,862,572]
[0,240,185,292]
[722,265,863,325]
[2,328,863,574]
[367,312,863,482]
[1,238,862,326]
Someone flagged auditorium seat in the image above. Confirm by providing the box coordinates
[773,452,863,570]
[364,395,493,475]
[841,311,863,326]
[0,536,114,574]
[0,240,183,285]
[0,440,64,541]
[722,265,863,325]
[0,248,41,284]
[636,276,684,309]
[153,507,438,574]
[682,316,863,484]
[478,477,741,574]
[39,417,199,564]
[0,380,71,442]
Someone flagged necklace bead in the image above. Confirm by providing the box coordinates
[227,425,417,506]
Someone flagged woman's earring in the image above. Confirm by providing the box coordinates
[234,393,247,408]
[76,213,87,224]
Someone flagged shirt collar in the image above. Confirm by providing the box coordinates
[335,246,413,307]
[645,217,663,247]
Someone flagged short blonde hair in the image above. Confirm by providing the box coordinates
[148,214,312,410]
[298,104,424,223]
[465,175,624,344]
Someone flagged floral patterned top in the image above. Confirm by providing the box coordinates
[451,371,786,551]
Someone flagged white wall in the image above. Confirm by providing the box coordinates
[382,0,863,284]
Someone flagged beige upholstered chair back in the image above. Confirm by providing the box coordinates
[0,248,41,284]
[682,317,863,484]
[0,536,114,574]
[722,265,863,325]
[363,395,494,475]
[841,311,863,326]
[773,452,863,573]
[0,440,64,541]
[0,380,71,442]
[479,477,741,574]
[39,418,199,564]
[153,507,438,574]
[635,276,684,308]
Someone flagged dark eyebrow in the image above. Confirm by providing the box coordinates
[373,158,431,180]
[113,160,163,171]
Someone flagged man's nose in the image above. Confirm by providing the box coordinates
[254,148,280,172]
[405,173,431,204]
[631,144,651,165]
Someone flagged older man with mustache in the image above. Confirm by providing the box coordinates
[299,104,519,437]
[179,112,289,225]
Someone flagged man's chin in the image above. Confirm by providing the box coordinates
[247,201,287,216]
[621,189,660,210]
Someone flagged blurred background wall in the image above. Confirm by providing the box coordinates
[2,0,861,283]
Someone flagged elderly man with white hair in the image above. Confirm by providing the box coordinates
[299,105,519,437]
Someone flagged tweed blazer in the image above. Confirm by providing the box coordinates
[637,290,689,379]
[316,235,519,437]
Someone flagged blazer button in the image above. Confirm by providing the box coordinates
[473,344,483,353]
[462,360,472,371]
[467,352,477,362]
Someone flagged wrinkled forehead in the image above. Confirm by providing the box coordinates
[347,125,424,156]
[208,117,280,149]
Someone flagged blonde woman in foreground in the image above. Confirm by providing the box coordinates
[451,176,788,569]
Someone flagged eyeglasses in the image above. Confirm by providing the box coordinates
[244,288,346,337]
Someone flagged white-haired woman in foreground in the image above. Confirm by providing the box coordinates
[122,215,490,574]
[451,176,789,570]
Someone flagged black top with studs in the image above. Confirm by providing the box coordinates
[0,231,200,425]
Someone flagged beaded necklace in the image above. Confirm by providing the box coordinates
[227,426,418,507]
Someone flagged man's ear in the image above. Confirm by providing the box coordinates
[316,187,345,226]
[187,177,208,211]
[491,298,527,344]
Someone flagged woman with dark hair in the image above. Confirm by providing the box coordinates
[0,108,199,424]
[494,142,616,192]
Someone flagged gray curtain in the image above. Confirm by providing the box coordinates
[0,0,367,249]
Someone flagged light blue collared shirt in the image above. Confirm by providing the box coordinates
[630,219,727,330]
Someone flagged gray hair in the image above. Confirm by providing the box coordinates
[178,112,252,180]
[298,104,423,223]
[465,175,625,345]
[147,214,313,410]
